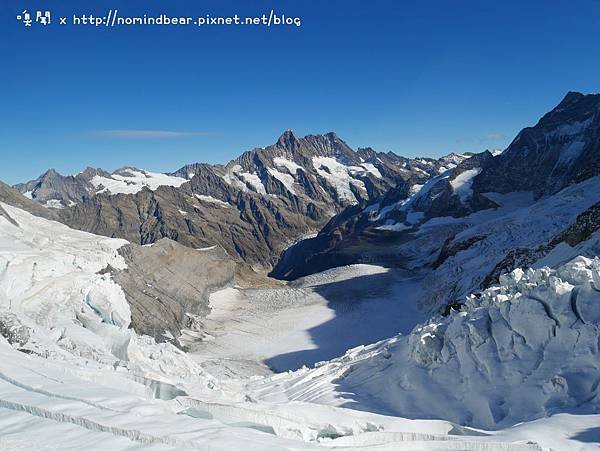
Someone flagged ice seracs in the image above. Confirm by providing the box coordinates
[251,255,600,432]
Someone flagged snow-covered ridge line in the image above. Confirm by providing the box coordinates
[92,168,188,195]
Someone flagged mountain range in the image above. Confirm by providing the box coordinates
[11,130,469,269]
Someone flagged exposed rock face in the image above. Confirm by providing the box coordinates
[111,240,237,346]
[110,239,283,348]
[0,310,30,346]
[12,168,102,207]
[552,201,600,246]
[14,131,462,270]
[54,180,328,270]
[433,235,486,269]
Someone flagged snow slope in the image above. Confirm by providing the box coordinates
[0,202,129,332]
[450,167,481,201]
[312,157,367,204]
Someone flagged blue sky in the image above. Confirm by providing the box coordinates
[1,0,600,184]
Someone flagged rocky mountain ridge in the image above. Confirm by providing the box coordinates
[474,91,600,196]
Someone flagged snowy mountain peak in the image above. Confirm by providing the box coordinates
[474,91,600,196]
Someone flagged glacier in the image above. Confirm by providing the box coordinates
[0,201,598,449]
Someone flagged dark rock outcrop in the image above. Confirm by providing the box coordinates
[110,239,280,347]
[473,92,600,197]
[0,310,30,346]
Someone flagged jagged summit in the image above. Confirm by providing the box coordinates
[276,129,301,149]
[537,91,600,126]
[269,130,354,160]
[42,168,60,177]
